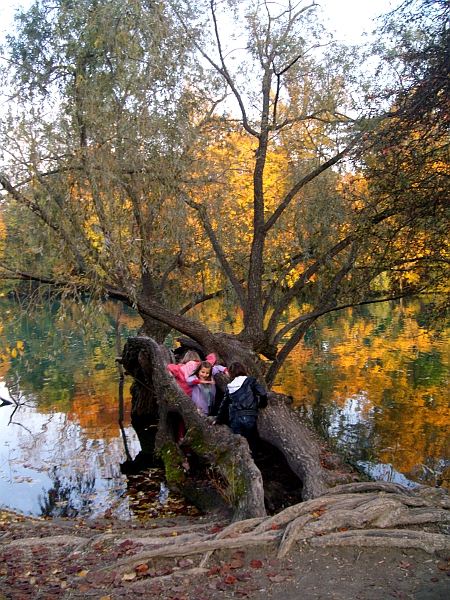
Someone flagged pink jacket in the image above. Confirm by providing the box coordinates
[167,353,217,397]
[186,365,227,414]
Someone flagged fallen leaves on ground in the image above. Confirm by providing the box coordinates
[1,510,450,600]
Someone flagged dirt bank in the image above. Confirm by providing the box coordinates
[1,509,449,600]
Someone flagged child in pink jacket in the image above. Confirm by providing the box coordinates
[167,351,219,398]
[186,361,227,415]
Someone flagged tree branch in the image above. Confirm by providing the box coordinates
[0,262,74,287]
[168,0,259,137]
[265,235,354,341]
[262,135,362,234]
[183,195,248,311]
[0,173,89,273]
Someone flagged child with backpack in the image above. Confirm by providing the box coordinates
[214,361,267,456]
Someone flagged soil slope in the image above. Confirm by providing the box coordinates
[1,510,449,600]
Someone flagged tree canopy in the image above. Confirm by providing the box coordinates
[362,0,450,319]
[0,0,448,386]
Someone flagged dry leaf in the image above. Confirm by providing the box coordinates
[230,559,244,569]
[135,563,149,574]
[178,558,194,568]
[76,570,89,578]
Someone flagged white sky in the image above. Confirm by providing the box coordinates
[318,0,400,41]
[1,0,401,45]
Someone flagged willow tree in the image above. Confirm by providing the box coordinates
[361,0,450,316]
[1,0,448,519]
[0,0,367,372]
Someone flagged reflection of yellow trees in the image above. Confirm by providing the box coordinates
[274,299,450,489]
[70,378,133,440]
[0,299,139,441]
[2,292,448,488]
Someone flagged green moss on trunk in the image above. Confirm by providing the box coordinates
[158,442,186,485]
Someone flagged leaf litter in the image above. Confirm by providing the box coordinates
[1,509,450,599]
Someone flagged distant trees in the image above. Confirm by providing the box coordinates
[0,0,448,385]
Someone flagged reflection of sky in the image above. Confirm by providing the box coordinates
[358,461,419,488]
[0,387,141,517]
[328,392,375,444]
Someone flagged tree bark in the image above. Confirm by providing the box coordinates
[119,336,356,520]
[120,336,265,521]
[257,394,329,500]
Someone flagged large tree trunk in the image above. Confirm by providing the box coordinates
[121,336,265,521]
[257,395,329,500]
[120,336,357,520]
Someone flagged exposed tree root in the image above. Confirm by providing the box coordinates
[108,340,450,574]
[3,483,449,590]
[308,529,450,553]
[3,534,89,553]
[59,483,449,575]
[104,529,283,573]
[198,516,267,568]
[127,566,210,589]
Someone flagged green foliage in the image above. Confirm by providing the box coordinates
[2,0,205,304]
[1,0,448,384]
[360,0,450,311]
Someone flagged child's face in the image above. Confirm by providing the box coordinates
[198,367,211,381]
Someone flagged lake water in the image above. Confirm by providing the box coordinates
[0,295,448,519]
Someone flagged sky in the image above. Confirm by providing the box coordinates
[1,0,401,45]
[318,0,400,40]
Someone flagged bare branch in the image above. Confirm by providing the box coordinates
[159,251,182,295]
[178,290,222,315]
[168,0,259,137]
[273,255,355,346]
[265,235,354,341]
[0,262,74,287]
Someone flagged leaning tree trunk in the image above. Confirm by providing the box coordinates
[120,336,358,520]
[257,395,329,500]
[121,336,265,521]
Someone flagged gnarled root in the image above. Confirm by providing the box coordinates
[92,483,449,575]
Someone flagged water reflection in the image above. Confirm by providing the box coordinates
[0,298,202,519]
[0,399,138,518]
[274,298,450,491]
[38,467,97,518]
[0,295,449,520]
